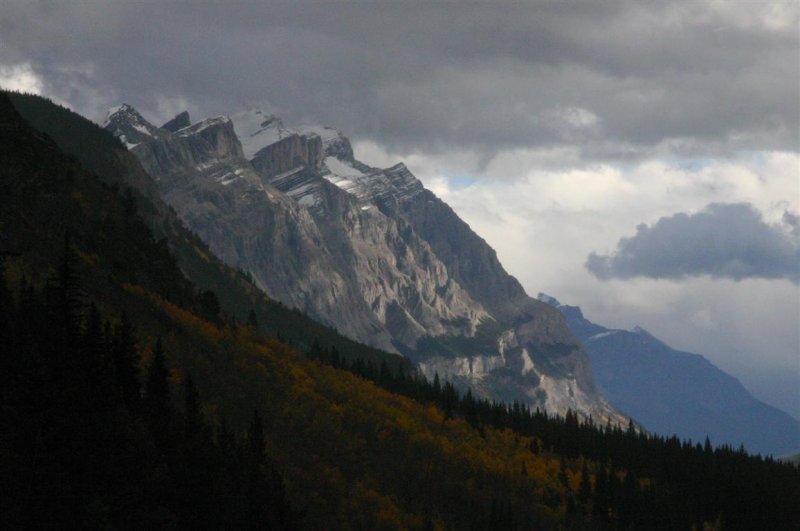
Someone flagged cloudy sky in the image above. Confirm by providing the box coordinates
[2,1,798,418]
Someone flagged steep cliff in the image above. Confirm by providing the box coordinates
[106,106,623,422]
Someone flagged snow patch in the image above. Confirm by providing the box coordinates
[177,116,230,136]
[297,124,343,144]
[131,123,153,137]
[324,156,365,178]
[587,330,621,342]
[230,109,293,159]
[103,104,128,126]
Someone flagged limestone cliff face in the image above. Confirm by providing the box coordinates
[251,133,324,178]
[106,106,623,422]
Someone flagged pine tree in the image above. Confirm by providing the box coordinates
[244,408,270,529]
[592,466,609,523]
[144,337,171,436]
[56,235,84,336]
[0,251,14,392]
[307,337,323,361]
[111,312,140,410]
[183,373,201,438]
[579,462,592,504]
[247,309,259,329]
[247,408,266,464]
[329,345,341,368]
[198,289,220,321]
[81,303,113,408]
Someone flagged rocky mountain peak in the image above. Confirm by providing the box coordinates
[297,124,354,161]
[161,110,191,132]
[103,104,163,149]
[105,107,245,186]
[107,101,625,423]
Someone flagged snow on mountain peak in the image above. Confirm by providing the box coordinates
[229,109,293,159]
[175,115,231,137]
[103,103,139,127]
[297,124,345,145]
[102,104,162,149]
[229,108,355,163]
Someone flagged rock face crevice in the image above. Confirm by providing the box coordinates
[106,106,624,423]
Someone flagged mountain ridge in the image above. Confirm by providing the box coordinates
[539,293,800,456]
[104,103,623,422]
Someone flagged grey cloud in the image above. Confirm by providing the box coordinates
[587,203,800,283]
[1,1,797,161]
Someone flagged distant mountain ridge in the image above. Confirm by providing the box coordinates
[102,103,624,422]
[538,294,800,456]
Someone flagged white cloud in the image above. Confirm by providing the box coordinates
[0,62,43,94]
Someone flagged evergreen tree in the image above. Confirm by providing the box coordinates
[144,337,172,445]
[592,466,609,523]
[307,337,323,361]
[248,408,266,464]
[111,312,140,409]
[247,309,259,329]
[579,462,592,504]
[198,289,221,321]
[53,235,84,345]
[183,372,201,438]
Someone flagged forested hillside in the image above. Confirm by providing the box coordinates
[1,91,798,530]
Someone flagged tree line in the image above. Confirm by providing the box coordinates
[307,339,800,530]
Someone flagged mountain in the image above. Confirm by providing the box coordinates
[4,90,799,530]
[1,90,562,529]
[103,104,623,423]
[539,294,800,456]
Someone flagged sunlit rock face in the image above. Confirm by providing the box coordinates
[106,105,624,423]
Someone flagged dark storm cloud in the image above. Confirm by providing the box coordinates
[586,203,800,283]
[1,1,798,159]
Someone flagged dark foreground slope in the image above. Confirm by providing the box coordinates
[542,296,800,457]
[2,92,798,530]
